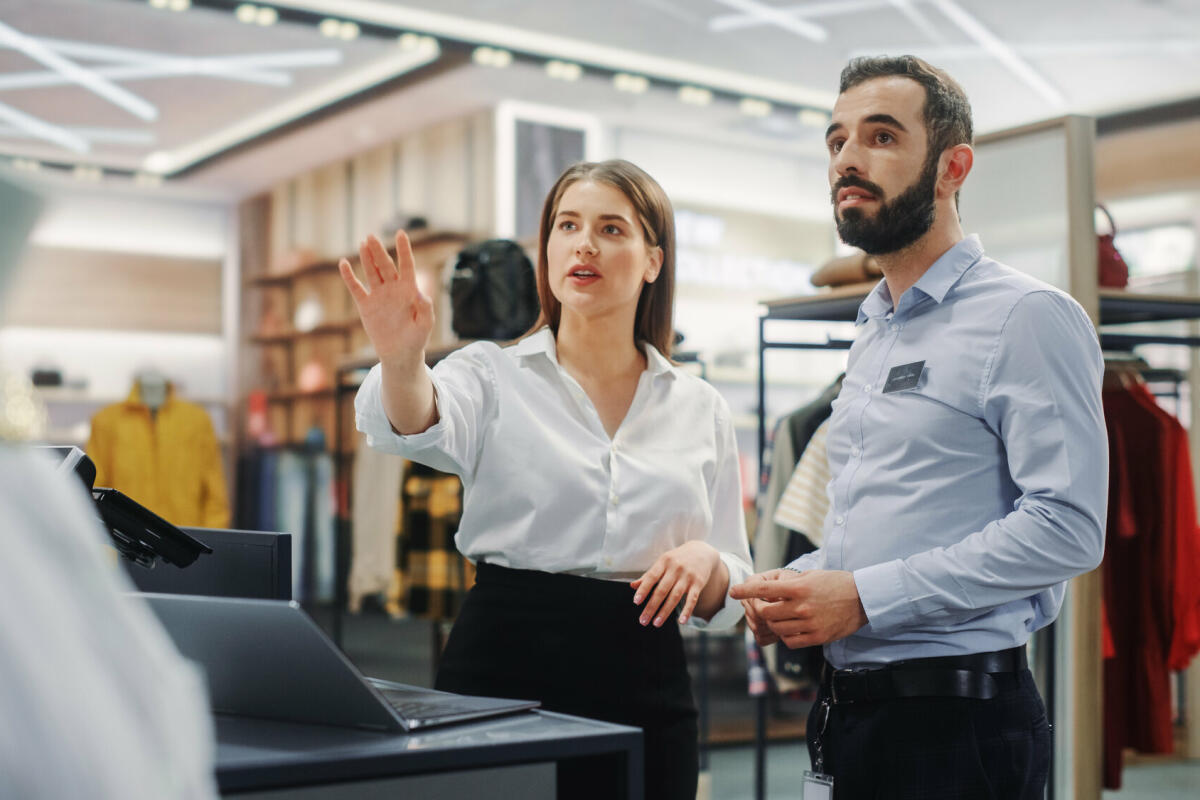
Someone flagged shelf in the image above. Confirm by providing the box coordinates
[1097,288,1200,325]
[249,321,360,344]
[265,388,337,402]
[762,287,1200,326]
[761,283,873,322]
[33,387,229,407]
[245,231,472,288]
[336,341,479,377]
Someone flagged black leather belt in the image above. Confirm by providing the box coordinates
[820,646,1028,705]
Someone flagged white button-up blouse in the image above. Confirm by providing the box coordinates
[355,327,751,629]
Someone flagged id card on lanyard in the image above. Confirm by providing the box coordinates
[804,697,835,798]
[802,771,834,799]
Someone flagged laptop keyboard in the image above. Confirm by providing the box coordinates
[378,687,492,719]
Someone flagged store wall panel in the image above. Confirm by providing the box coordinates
[426,119,469,231]
[397,134,428,220]
[269,184,290,265]
[291,173,318,253]
[468,111,495,235]
[6,246,222,333]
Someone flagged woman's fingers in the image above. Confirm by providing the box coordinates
[359,239,384,286]
[366,234,398,282]
[394,229,418,287]
[677,587,701,626]
[650,581,688,628]
[338,259,367,303]
[638,566,678,625]
[632,561,665,605]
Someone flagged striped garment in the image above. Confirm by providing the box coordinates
[773,419,831,546]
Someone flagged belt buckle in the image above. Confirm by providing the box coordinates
[829,668,868,705]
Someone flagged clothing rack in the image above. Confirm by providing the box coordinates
[751,285,1200,800]
[751,290,860,800]
[331,344,469,648]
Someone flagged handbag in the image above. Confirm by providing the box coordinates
[1097,205,1129,289]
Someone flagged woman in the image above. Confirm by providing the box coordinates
[341,159,751,799]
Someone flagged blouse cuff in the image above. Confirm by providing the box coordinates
[688,551,751,631]
[354,363,447,454]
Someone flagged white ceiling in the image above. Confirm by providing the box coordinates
[1,0,1199,197]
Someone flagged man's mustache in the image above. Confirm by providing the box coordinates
[831,175,886,205]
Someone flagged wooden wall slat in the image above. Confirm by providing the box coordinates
[6,246,222,333]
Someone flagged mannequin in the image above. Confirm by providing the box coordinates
[135,369,169,416]
[87,370,230,528]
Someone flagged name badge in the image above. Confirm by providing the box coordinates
[882,360,925,394]
[803,771,835,799]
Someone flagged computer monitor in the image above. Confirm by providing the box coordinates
[124,527,291,600]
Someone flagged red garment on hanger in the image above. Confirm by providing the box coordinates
[1100,384,1200,789]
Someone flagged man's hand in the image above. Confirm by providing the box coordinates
[730,569,868,649]
[735,570,790,647]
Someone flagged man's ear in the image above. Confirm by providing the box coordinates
[938,144,973,199]
[645,245,664,283]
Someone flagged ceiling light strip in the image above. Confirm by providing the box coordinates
[0,99,90,152]
[885,0,945,43]
[850,40,1200,60]
[927,0,1065,107]
[142,44,438,174]
[711,0,829,42]
[267,0,835,108]
[709,0,892,33]
[0,20,158,121]
[0,62,291,90]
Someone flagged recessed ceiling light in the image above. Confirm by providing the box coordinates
[11,158,40,172]
[678,85,713,106]
[143,151,172,174]
[797,108,829,127]
[235,4,258,24]
[318,18,342,38]
[339,22,360,41]
[739,97,772,117]
[545,60,582,81]
[473,46,512,68]
[256,7,278,26]
[148,0,169,9]
[397,32,421,50]
[614,73,649,94]
[72,164,102,181]
[168,0,190,11]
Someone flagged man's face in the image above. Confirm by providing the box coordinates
[826,76,939,256]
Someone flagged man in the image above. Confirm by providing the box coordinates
[731,56,1106,798]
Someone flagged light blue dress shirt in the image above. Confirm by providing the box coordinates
[786,235,1108,668]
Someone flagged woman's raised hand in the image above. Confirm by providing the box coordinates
[339,231,434,367]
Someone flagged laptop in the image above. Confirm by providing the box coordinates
[140,593,539,732]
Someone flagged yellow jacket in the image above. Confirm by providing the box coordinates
[86,384,230,528]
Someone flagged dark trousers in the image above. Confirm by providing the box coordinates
[435,563,698,800]
[807,668,1050,799]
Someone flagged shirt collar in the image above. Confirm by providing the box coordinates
[513,325,677,380]
[855,235,985,324]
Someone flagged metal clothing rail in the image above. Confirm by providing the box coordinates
[752,293,861,800]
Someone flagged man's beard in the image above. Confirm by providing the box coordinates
[833,154,938,256]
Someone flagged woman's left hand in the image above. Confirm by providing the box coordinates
[631,541,720,627]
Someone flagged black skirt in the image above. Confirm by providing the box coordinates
[435,562,699,800]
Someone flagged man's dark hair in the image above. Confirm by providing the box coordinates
[840,55,973,165]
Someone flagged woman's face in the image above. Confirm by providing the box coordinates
[546,179,662,324]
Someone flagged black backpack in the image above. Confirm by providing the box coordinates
[449,239,540,340]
